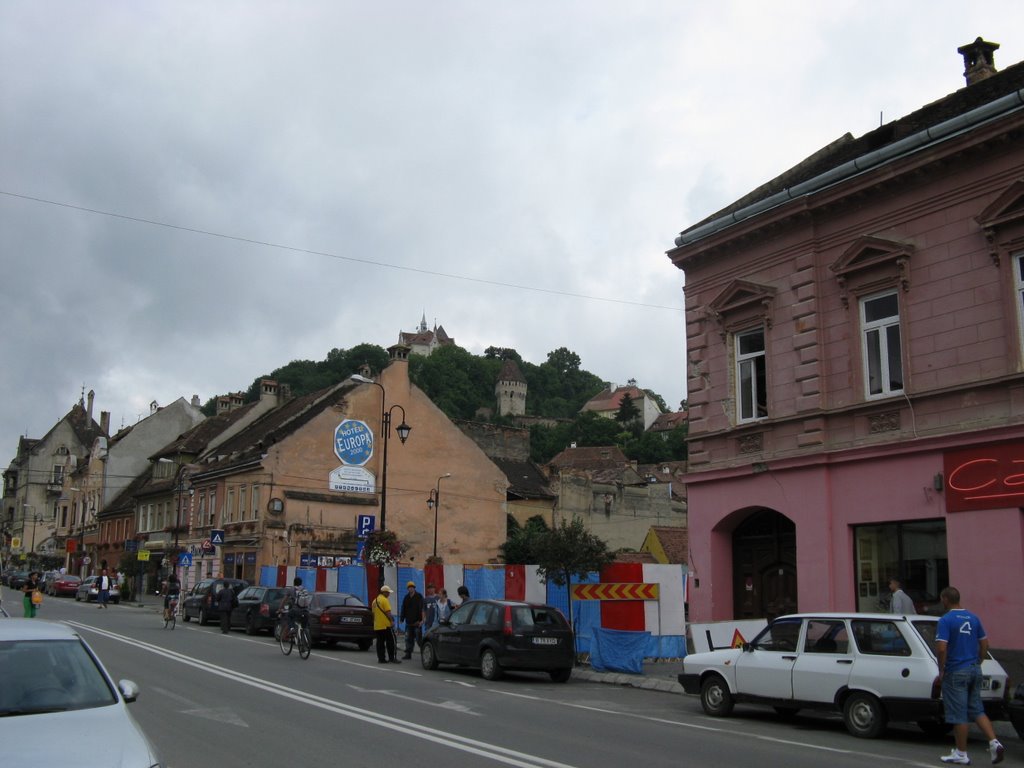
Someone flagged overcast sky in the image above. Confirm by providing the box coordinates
[2,1,1022,464]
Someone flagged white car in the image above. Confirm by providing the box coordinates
[0,619,163,767]
[678,612,1009,738]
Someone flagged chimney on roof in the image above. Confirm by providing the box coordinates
[191,395,200,407]
[958,37,999,86]
[100,411,110,436]
[87,389,95,421]
[260,379,279,405]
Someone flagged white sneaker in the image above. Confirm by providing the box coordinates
[989,740,1004,765]
[941,750,971,765]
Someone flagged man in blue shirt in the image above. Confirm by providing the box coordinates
[935,586,1004,765]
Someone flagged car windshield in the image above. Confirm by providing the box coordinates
[0,639,118,716]
[317,593,366,608]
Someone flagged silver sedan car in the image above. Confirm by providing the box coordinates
[0,619,162,767]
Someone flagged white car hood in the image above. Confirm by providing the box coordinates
[0,703,160,767]
[684,648,744,669]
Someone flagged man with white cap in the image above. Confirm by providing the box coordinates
[372,585,400,664]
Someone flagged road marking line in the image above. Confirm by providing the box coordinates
[66,621,574,768]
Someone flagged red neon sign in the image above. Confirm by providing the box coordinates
[943,442,1024,513]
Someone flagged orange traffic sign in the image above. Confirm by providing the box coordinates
[570,583,660,601]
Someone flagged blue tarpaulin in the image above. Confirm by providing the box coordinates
[545,573,600,654]
[337,565,368,604]
[259,566,277,587]
[463,567,506,601]
[589,627,651,674]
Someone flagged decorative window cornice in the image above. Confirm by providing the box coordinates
[706,279,777,338]
[830,236,914,308]
[976,178,1024,267]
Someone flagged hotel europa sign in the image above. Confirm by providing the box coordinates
[329,419,376,494]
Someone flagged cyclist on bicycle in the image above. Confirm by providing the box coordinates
[281,577,312,639]
[162,572,181,622]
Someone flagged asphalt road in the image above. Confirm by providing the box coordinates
[3,587,1019,768]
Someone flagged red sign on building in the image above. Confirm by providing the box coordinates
[943,441,1024,513]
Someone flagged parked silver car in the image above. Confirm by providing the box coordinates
[75,576,121,604]
[0,618,163,766]
[679,612,1009,739]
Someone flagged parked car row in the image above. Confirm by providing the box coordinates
[182,584,573,685]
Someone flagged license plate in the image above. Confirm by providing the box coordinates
[533,637,558,645]
[340,616,362,624]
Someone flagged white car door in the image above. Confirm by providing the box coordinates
[734,617,803,700]
[792,618,854,702]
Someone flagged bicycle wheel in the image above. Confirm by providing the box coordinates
[298,627,311,659]
[279,625,293,656]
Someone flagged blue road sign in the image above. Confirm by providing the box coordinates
[178,553,193,567]
[357,514,375,538]
[211,529,225,545]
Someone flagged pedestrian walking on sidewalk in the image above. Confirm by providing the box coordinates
[935,586,1005,765]
[218,584,238,634]
[97,569,112,608]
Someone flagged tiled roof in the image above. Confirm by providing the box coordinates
[157,403,258,456]
[547,445,629,471]
[648,411,687,433]
[685,58,1024,234]
[646,525,689,564]
[581,386,649,413]
[491,458,555,500]
[196,380,357,474]
[496,358,526,383]
[99,471,152,518]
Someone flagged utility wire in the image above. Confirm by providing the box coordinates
[0,190,683,312]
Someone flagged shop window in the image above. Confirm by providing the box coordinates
[853,519,947,613]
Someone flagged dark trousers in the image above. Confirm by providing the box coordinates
[375,627,397,661]
[220,611,231,634]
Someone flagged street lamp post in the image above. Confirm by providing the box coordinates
[349,375,412,534]
[426,473,451,559]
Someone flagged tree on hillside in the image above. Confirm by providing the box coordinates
[484,346,522,362]
[533,517,615,632]
[499,514,550,564]
[615,393,641,424]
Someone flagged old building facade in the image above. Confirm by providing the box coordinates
[668,39,1024,647]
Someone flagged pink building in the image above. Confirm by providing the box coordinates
[667,39,1024,650]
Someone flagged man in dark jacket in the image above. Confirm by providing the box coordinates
[218,585,238,634]
[399,581,424,659]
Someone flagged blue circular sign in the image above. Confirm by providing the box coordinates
[334,419,374,466]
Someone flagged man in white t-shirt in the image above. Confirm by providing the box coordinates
[888,577,916,615]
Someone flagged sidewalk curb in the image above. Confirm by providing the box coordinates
[574,666,683,694]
